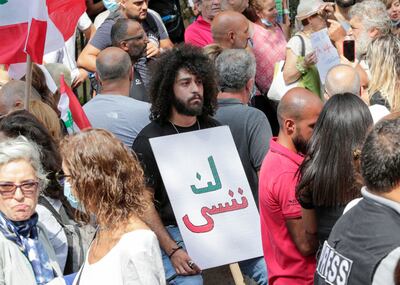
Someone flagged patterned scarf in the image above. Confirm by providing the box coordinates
[0,212,55,284]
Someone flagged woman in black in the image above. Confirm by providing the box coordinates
[296,93,373,253]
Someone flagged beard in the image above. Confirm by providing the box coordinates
[173,94,204,116]
[356,31,371,59]
[293,132,309,155]
[129,45,147,62]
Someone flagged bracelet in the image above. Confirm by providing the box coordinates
[168,245,183,258]
[283,9,290,15]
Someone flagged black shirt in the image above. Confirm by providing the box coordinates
[132,117,220,226]
[129,69,149,103]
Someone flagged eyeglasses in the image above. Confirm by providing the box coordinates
[55,172,72,185]
[121,33,146,42]
[0,180,39,198]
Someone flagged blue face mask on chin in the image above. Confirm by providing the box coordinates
[103,0,119,12]
[63,181,80,210]
[261,18,274,27]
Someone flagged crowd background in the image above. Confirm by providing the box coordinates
[0,0,399,284]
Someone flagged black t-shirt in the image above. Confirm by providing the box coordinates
[132,117,221,226]
[129,69,149,102]
[298,189,345,248]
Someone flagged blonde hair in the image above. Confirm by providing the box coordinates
[29,100,62,143]
[203,44,223,63]
[367,34,400,111]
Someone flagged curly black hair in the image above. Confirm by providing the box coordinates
[148,44,218,124]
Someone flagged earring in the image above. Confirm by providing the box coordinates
[353,149,361,160]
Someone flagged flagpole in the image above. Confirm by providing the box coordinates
[24,55,33,111]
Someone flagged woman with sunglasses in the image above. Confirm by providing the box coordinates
[0,110,92,276]
[0,136,64,284]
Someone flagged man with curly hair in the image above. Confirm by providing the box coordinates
[132,44,219,285]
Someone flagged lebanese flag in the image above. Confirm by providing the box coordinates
[58,75,91,134]
[0,0,85,64]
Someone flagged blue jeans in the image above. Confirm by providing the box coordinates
[239,257,268,285]
[161,226,203,285]
[161,226,268,285]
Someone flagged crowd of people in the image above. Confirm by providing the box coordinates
[0,0,400,284]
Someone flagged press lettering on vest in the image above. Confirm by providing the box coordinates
[317,241,353,285]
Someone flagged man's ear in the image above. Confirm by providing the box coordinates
[95,72,102,87]
[285,118,296,135]
[119,41,129,52]
[14,99,23,109]
[228,30,235,42]
[368,27,379,38]
[245,78,254,93]
[243,78,254,103]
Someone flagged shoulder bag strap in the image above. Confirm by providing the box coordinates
[297,34,306,57]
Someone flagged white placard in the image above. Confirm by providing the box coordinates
[311,28,340,84]
[150,126,263,270]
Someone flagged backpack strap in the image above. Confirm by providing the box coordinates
[38,195,66,225]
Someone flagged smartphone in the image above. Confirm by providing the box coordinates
[343,39,355,62]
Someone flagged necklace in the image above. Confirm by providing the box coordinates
[169,120,200,134]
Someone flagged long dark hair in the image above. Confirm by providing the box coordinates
[0,110,76,218]
[148,44,218,124]
[296,94,373,207]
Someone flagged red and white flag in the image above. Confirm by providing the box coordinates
[58,75,91,134]
[0,0,85,64]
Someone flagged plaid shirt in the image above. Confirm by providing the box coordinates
[252,24,287,94]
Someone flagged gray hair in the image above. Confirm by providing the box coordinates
[325,64,360,97]
[349,0,391,35]
[0,136,48,190]
[215,49,256,92]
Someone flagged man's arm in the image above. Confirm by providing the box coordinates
[133,135,200,275]
[142,189,201,275]
[286,215,318,256]
[85,0,105,18]
[77,43,100,72]
[160,38,174,49]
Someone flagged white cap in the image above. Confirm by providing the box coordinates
[296,0,326,20]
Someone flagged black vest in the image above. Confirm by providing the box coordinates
[314,197,400,285]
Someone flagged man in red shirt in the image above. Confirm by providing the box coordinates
[259,87,323,285]
[185,0,221,47]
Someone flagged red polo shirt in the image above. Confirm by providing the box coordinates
[184,15,213,47]
[259,138,316,285]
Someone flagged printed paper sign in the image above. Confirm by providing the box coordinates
[311,28,340,83]
[150,126,263,269]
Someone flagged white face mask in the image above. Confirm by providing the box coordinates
[103,0,119,12]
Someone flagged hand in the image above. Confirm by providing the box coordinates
[340,55,359,68]
[72,68,89,88]
[327,19,346,43]
[146,42,160,58]
[170,249,201,276]
[304,51,318,68]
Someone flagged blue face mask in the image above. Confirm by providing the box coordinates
[103,0,119,12]
[392,19,400,28]
[63,180,80,210]
[261,18,274,27]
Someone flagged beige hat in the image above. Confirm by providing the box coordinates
[296,0,326,20]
